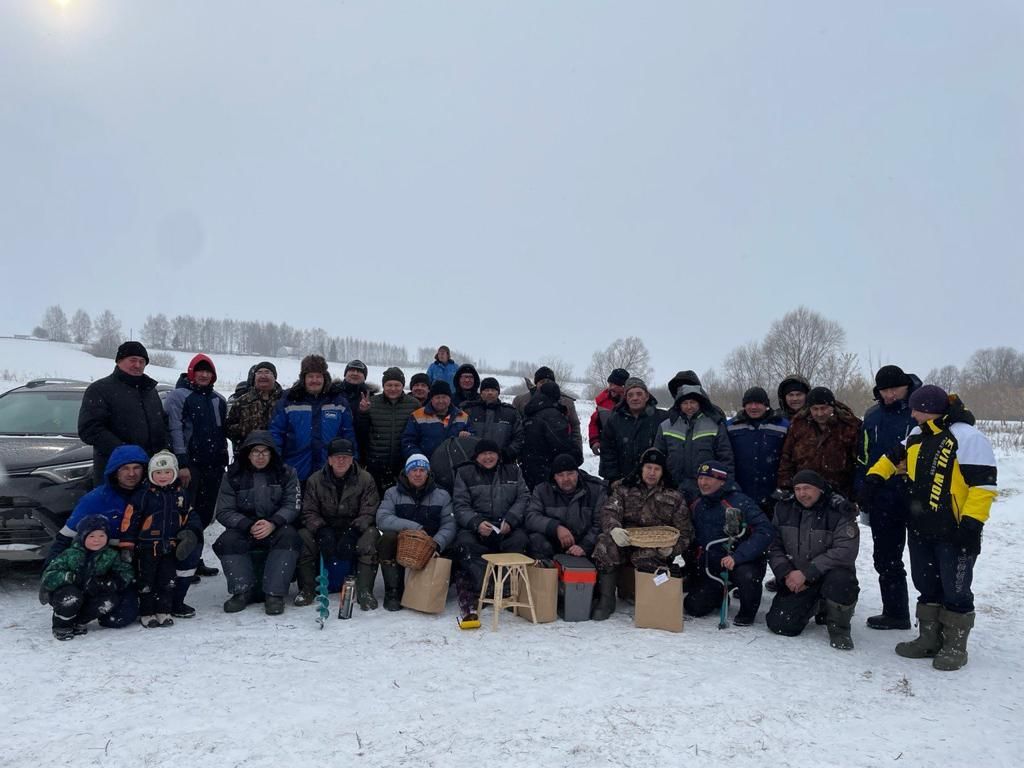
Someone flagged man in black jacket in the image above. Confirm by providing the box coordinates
[78,341,168,485]
[599,378,669,487]
[524,453,606,561]
[461,378,524,463]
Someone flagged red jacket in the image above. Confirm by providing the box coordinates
[589,388,618,450]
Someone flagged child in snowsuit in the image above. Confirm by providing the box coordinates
[120,451,202,628]
[40,514,135,641]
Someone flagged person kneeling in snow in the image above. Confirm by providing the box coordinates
[213,431,301,616]
[119,451,202,628]
[375,453,457,611]
[39,515,135,641]
[765,469,860,650]
[523,453,605,562]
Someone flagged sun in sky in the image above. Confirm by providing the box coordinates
[51,0,73,8]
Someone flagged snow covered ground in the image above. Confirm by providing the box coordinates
[1,339,1021,767]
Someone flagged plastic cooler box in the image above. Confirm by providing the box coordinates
[554,554,597,622]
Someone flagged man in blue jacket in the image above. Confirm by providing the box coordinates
[855,365,920,630]
[684,461,775,626]
[270,354,357,486]
[726,387,789,517]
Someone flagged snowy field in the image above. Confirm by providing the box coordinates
[1,339,1021,767]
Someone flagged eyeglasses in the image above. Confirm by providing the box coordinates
[249,448,271,457]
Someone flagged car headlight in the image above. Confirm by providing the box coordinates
[31,461,93,484]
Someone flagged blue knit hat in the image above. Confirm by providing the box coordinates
[405,454,430,473]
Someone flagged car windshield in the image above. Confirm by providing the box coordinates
[0,390,83,436]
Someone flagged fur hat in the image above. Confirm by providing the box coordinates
[607,368,630,386]
[148,450,179,483]
[300,354,329,378]
[668,370,701,398]
[639,447,667,469]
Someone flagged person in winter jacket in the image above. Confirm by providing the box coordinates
[451,363,480,408]
[339,359,375,442]
[78,341,168,485]
[269,354,357,484]
[684,461,775,626]
[600,378,670,487]
[766,469,860,650]
[777,386,862,499]
[654,384,733,501]
[524,453,606,561]
[726,387,789,516]
[294,439,381,610]
[409,373,431,405]
[40,514,135,640]
[364,367,421,493]
[864,386,997,671]
[426,345,459,390]
[376,453,457,611]
[592,448,694,621]
[588,368,629,455]
[520,382,582,489]
[119,451,202,628]
[452,440,531,615]
[225,361,282,450]
[854,365,921,631]
[462,378,524,463]
[776,374,811,419]
[401,381,473,460]
[512,367,583,454]
[47,444,148,629]
[163,353,228,578]
[212,431,302,616]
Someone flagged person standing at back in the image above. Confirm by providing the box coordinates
[427,345,459,390]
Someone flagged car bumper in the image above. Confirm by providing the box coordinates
[0,478,83,562]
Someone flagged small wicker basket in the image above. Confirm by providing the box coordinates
[624,525,680,549]
[396,529,436,570]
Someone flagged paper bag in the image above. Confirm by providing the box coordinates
[515,563,558,623]
[634,567,683,633]
[401,556,451,614]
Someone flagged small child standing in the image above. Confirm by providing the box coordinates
[40,514,135,640]
[120,451,201,628]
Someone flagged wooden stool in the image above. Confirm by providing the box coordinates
[477,553,537,630]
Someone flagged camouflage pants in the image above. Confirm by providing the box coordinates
[592,532,673,574]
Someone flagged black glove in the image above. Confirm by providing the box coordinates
[38,584,52,605]
[316,527,338,560]
[858,474,885,508]
[175,529,199,562]
[84,575,118,596]
[955,517,983,556]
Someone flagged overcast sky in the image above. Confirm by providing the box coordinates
[2,1,1020,385]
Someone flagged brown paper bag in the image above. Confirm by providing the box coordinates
[515,563,558,623]
[634,567,683,633]
[401,556,452,614]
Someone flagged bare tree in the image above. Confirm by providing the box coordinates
[962,347,1024,388]
[90,309,123,358]
[585,337,653,397]
[539,356,575,385]
[720,340,771,393]
[70,309,92,344]
[41,305,69,342]
[141,314,172,349]
[762,306,847,384]
[924,365,961,392]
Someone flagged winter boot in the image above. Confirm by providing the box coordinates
[825,600,856,651]
[866,613,911,630]
[171,602,196,619]
[381,561,403,612]
[223,590,255,614]
[356,562,379,611]
[156,614,174,627]
[293,590,316,607]
[72,624,89,636]
[140,615,161,629]
[53,626,75,641]
[592,572,617,622]
[196,560,220,578]
[895,603,942,659]
[264,595,285,616]
[932,609,975,671]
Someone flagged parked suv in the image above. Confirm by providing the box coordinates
[0,378,170,564]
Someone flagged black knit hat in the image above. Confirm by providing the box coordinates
[327,438,354,457]
[539,381,561,400]
[607,368,630,386]
[473,439,501,458]
[534,366,556,384]
[116,341,149,363]
[742,387,771,407]
[806,386,835,407]
[909,385,950,415]
[551,453,580,475]
[429,380,452,398]
[254,361,277,378]
[410,372,430,387]
[792,469,827,491]
[382,367,405,385]
[480,377,500,392]
[345,359,368,376]
[74,513,110,543]
[874,365,912,390]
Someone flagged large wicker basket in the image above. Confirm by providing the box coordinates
[396,529,436,570]
[625,525,680,549]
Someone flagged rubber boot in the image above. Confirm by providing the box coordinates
[223,590,254,614]
[895,603,942,659]
[356,562,379,611]
[592,571,617,622]
[381,561,403,612]
[932,609,974,671]
[825,600,855,650]
[294,559,318,601]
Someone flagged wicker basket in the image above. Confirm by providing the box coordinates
[396,529,436,570]
[625,525,680,549]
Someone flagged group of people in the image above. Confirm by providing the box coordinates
[42,341,997,672]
